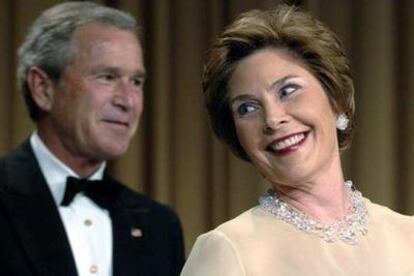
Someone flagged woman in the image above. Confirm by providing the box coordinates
[181,4,414,275]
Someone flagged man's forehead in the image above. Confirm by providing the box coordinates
[73,23,140,48]
[71,24,142,58]
[62,25,145,78]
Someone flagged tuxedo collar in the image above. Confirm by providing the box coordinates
[0,140,78,275]
[1,140,152,275]
[30,132,106,206]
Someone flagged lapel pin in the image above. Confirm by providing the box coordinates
[131,228,143,238]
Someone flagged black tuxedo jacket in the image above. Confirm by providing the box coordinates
[0,140,185,276]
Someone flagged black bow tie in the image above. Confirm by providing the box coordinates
[61,176,119,209]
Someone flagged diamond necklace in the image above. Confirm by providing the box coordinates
[259,181,369,245]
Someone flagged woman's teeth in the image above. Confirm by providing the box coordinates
[271,133,305,151]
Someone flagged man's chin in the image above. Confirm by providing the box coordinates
[91,143,130,161]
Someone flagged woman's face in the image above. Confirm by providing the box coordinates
[228,47,340,186]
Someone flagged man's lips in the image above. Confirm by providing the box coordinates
[266,131,308,155]
[102,119,130,128]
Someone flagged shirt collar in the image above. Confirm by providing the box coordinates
[30,131,106,206]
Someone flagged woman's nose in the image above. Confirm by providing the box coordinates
[262,104,288,135]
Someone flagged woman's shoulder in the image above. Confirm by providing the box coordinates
[180,208,264,276]
[181,207,283,276]
[190,206,264,249]
[190,205,281,249]
[214,206,279,234]
[366,198,414,231]
[204,205,291,245]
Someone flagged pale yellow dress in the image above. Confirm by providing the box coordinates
[181,199,414,275]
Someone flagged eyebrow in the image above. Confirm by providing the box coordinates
[230,94,256,105]
[134,69,147,79]
[90,66,147,78]
[230,74,299,105]
[268,74,299,91]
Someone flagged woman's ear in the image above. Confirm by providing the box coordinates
[26,67,55,112]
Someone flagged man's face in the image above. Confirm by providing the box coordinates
[44,23,145,164]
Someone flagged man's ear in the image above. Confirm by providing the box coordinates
[27,67,55,112]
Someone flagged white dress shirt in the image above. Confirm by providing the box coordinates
[30,132,113,276]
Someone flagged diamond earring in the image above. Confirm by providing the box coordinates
[336,113,349,131]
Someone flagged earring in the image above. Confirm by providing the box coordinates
[336,113,349,131]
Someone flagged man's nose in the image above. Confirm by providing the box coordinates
[113,80,135,111]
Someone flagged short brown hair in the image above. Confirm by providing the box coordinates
[18,1,139,121]
[202,4,355,161]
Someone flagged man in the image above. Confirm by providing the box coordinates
[0,2,184,275]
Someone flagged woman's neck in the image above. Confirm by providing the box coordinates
[271,158,349,223]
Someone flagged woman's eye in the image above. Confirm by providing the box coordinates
[280,84,299,98]
[237,103,257,116]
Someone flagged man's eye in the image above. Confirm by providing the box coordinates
[237,103,257,116]
[98,73,116,82]
[280,84,299,98]
[132,78,144,87]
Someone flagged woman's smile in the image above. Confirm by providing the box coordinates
[229,47,339,184]
[266,131,308,155]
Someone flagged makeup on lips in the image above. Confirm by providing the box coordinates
[266,131,308,155]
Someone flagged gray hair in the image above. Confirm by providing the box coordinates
[18,1,139,121]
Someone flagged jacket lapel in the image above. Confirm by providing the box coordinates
[0,141,77,275]
[106,176,150,276]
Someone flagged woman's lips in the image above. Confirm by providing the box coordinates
[266,131,308,155]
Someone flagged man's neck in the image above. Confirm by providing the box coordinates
[36,129,103,178]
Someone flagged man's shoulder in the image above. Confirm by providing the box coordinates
[0,140,36,188]
[0,139,35,163]
[106,175,179,220]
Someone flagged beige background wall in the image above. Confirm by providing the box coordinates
[0,0,413,253]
